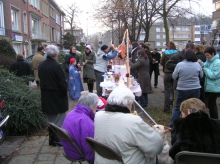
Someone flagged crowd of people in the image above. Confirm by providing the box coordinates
[8,40,220,163]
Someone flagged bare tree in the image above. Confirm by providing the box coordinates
[62,3,79,36]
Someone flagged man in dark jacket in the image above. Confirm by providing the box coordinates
[150,48,161,88]
[10,54,32,77]
[39,45,68,146]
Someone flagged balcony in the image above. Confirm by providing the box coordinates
[31,32,47,41]
[212,19,220,30]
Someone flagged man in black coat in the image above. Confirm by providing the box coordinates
[10,54,32,77]
[39,45,68,146]
[150,48,161,88]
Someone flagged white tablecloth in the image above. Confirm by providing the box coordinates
[100,81,142,97]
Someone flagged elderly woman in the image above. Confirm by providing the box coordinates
[198,46,220,119]
[62,92,99,164]
[82,45,96,93]
[169,98,220,160]
[94,87,163,164]
[38,45,68,146]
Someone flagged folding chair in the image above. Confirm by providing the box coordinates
[85,137,124,164]
[175,151,220,164]
[48,122,86,164]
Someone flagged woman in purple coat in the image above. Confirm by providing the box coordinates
[61,92,99,164]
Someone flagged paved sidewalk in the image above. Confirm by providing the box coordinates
[1,71,220,164]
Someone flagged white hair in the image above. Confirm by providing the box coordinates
[107,87,135,107]
[77,92,99,109]
[46,45,59,57]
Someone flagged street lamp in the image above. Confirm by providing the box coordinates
[111,19,117,44]
[86,12,89,44]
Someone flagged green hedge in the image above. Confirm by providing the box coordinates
[0,68,46,135]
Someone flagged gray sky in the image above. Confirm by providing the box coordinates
[55,0,213,34]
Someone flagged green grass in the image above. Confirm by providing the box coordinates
[145,107,172,126]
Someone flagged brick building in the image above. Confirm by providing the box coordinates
[0,0,65,57]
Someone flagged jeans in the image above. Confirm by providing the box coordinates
[95,70,104,96]
[140,93,148,105]
[169,88,200,127]
[205,92,219,119]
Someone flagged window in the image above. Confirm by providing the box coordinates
[43,23,49,40]
[163,42,166,46]
[156,34,160,39]
[13,43,22,54]
[42,0,49,16]
[51,27,56,41]
[215,2,220,11]
[56,14,60,25]
[31,17,40,38]
[195,27,200,31]
[174,42,178,45]
[162,28,165,32]
[0,1,5,35]
[163,35,166,38]
[195,34,200,38]
[156,42,161,46]
[29,0,39,9]
[11,8,20,32]
[156,28,160,32]
[23,12,28,34]
[56,31,60,42]
[50,6,55,19]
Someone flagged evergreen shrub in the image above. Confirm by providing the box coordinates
[0,67,46,135]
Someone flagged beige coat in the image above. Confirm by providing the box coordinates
[32,52,45,81]
[94,111,163,164]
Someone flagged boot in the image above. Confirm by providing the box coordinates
[48,127,62,146]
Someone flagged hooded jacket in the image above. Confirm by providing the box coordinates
[94,48,118,73]
[61,104,95,164]
[200,55,220,93]
[160,49,178,73]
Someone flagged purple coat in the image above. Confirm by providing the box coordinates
[61,104,95,164]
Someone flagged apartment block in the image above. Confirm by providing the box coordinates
[0,0,65,57]
[212,0,220,44]
[194,25,212,45]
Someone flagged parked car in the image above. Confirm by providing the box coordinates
[0,96,10,145]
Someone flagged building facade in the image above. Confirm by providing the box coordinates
[212,0,220,45]
[0,0,65,57]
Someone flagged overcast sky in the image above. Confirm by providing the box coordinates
[55,0,213,35]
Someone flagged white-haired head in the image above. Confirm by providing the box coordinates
[46,45,59,58]
[77,92,99,113]
[107,87,135,107]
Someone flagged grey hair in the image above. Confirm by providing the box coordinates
[45,45,59,57]
[77,92,99,109]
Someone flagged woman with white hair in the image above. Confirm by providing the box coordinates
[39,45,68,146]
[62,92,99,164]
[94,87,163,164]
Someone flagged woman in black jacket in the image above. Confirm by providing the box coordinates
[194,45,206,103]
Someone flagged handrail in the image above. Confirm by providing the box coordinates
[134,100,157,125]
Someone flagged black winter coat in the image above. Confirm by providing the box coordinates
[169,112,220,160]
[166,50,184,71]
[65,53,79,73]
[39,56,68,114]
[10,59,32,77]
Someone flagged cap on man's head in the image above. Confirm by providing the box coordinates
[154,48,158,51]
[70,58,76,64]
[101,45,108,51]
